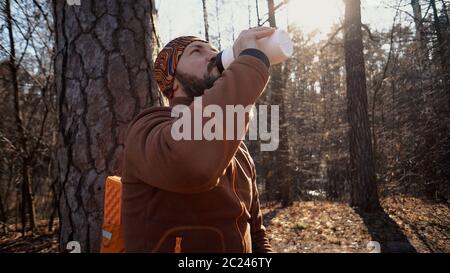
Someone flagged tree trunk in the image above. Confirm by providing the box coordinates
[411,0,427,49]
[0,194,6,232]
[343,0,381,212]
[48,179,58,232]
[53,0,161,252]
[5,0,36,234]
[440,0,450,27]
[21,166,36,233]
[430,0,450,110]
[256,0,262,26]
[248,0,252,28]
[266,0,293,207]
[215,0,222,50]
[411,0,432,107]
[202,0,210,41]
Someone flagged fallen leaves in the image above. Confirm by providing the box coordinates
[0,197,448,253]
[0,220,59,253]
[262,197,450,253]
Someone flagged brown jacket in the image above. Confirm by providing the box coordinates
[121,54,272,253]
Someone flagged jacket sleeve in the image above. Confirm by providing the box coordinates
[123,55,269,194]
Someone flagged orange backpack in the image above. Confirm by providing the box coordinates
[100,176,125,253]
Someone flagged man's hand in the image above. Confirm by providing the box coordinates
[232,27,276,59]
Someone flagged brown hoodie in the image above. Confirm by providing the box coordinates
[121,54,273,253]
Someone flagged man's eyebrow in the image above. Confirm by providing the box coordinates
[187,44,202,52]
[188,43,218,53]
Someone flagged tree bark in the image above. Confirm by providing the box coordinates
[0,194,6,232]
[202,0,210,41]
[430,0,450,110]
[411,0,427,47]
[411,0,432,107]
[411,0,431,74]
[343,0,381,212]
[215,0,222,50]
[266,0,293,207]
[440,0,450,27]
[53,0,161,252]
[256,0,262,26]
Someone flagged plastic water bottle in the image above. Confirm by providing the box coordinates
[216,29,294,72]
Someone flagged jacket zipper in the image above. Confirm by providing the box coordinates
[174,236,182,253]
[231,159,246,252]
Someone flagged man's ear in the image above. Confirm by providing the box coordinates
[173,78,180,92]
[171,78,186,98]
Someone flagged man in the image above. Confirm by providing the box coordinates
[121,27,275,253]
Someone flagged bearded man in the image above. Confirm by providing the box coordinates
[121,27,275,253]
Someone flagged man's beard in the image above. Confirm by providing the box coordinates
[175,59,220,97]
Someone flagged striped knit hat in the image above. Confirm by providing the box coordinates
[153,36,208,99]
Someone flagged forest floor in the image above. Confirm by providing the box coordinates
[0,220,59,253]
[0,197,448,253]
[262,197,450,253]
